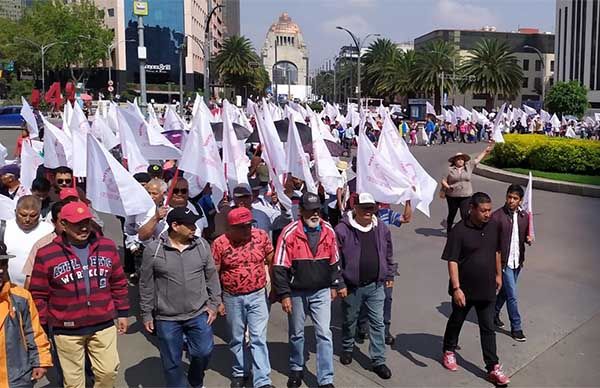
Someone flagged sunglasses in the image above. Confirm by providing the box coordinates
[57,179,73,185]
[173,188,188,195]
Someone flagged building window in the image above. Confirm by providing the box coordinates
[107,8,114,17]
[549,77,554,87]
[522,77,529,88]
[534,77,542,91]
[535,60,542,72]
[523,59,529,71]
[550,60,555,72]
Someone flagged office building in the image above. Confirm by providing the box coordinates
[555,0,600,113]
[222,0,240,38]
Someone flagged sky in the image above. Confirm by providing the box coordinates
[240,0,556,70]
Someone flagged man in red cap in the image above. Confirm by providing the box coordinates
[211,207,274,388]
[29,201,129,388]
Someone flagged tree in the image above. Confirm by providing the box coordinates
[362,38,400,98]
[545,81,588,118]
[214,35,266,98]
[412,40,458,112]
[372,49,418,103]
[459,39,523,111]
[0,1,113,84]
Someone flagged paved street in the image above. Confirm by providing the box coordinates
[2,129,599,387]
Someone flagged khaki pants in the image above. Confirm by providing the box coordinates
[54,325,120,388]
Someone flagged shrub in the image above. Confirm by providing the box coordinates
[489,134,600,175]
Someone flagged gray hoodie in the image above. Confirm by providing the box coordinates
[139,235,221,323]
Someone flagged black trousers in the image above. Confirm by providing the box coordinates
[443,300,499,371]
[446,196,470,234]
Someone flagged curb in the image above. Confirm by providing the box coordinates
[474,163,600,198]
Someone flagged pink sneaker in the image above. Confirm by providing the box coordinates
[488,364,510,385]
[442,351,459,371]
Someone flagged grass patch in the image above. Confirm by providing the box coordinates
[505,167,600,186]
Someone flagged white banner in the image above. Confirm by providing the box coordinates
[20,97,39,138]
[42,117,72,169]
[222,100,249,190]
[69,103,90,177]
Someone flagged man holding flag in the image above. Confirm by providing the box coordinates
[492,184,532,342]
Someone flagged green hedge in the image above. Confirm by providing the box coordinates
[488,134,600,175]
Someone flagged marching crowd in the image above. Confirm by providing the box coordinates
[0,98,539,388]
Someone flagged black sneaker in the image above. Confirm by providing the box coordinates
[230,377,245,388]
[385,334,395,346]
[318,385,335,388]
[355,331,367,344]
[512,330,527,342]
[372,364,392,380]
[287,371,303,388]
[340,351,352,365]
[494,315,505,328]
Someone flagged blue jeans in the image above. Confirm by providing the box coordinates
[288,288,334,386]
[358,285,393,337]
[342,282,386,366]
[223,288,271,387]
[155,312,213,388]
[495,267,522,331]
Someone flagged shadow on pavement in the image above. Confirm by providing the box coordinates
[436,301,479,325]
[393,333,486,380]
[415,227,447,238]
[124,356,166,387]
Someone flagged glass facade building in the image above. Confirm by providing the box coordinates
[124,0,185,86]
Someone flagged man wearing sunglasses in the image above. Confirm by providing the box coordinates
[138,177,207,242]
[334,193,394,380]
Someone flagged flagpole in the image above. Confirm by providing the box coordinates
[165,167,180,206]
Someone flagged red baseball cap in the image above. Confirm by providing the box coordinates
[60,188,80,201]
[227,207,254,226]
[60,201,93,223]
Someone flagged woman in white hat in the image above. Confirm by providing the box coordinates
[441,143,494,234]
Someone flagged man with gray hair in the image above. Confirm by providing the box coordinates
[4,195,54,286]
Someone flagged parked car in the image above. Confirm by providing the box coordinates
[0,105,24,128]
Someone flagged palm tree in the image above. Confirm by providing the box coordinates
[373,49,418,103]
[412,40,458,112]
[362,38,400,98]
[459,39,523,110]
[214,35,262,96]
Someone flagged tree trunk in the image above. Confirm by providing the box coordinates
[485,93,494,111]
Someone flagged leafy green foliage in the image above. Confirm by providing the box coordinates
[545,81,589,118]
[489,134,600,175]
[412,41,458,111]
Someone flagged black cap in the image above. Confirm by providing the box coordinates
[248,178,262,191]
[133,172,151,184]
[166,207,200,226]
[233,185,252,197]
[299,192,321,211]
[148,164,163,177]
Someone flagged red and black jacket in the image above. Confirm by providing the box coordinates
[29,232,129,334]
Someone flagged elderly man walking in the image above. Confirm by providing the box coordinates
[335,193,394,380]
[273,192,343,388]
[212,207,274,388]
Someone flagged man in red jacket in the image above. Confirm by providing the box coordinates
[30,201,129,388]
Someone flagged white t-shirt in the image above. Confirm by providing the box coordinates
[5,219,54,286]
[137,201,207,243]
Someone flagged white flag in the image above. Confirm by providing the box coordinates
[179,95,226,205]
[42,117,72,169]
[20,139,43,195]
[492,104,506,143]
[378,113,437,217]
[69,103,90,177]
[91,115,120,151]
[308,110,342,194]
[286,111,317,194]
[426,101,436,116]
[0,194,16,221]
[86,134,154,217]
[62,101,73,137]
[163,105,188,132]
[324,102,337,120]
[115,108,149,174]
[20,97,39,138]
[0,143,6,167]
[540,109,552,123]
[521,171,535,240]
[251,98,287,174]
[356,112,414,205]
[550,113,561,128]
[222,100,249,190]
[119,103,182,160]
[523,104,537,115]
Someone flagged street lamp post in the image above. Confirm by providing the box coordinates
[336,26,380,108]
[204,1,223,103]
[523,44,546,108]
[15,38,67,94]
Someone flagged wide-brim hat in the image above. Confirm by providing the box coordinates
[336,160,349,171]
[448,153,471,164]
